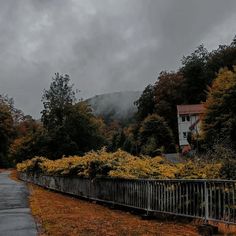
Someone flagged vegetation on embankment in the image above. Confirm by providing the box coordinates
[17,149,226,179]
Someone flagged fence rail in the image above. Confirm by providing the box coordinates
[19,173,236,224]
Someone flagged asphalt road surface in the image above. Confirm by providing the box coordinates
[0,171,37,236]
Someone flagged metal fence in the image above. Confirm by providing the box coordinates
[19,173,236,224]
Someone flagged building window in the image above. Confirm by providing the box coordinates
[183,132,187,139]
[181,115,190,122]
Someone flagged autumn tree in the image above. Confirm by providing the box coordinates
[202,67,236,150]
[0,99,14,167]
[110,36,236,155]
[0,94,24,124]
[108,123,140,155]
[0,95,29,166]
[103,120,121,144]
[9,116,44,164]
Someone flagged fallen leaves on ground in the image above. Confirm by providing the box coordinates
[28,183,200,236]
[10,169,20,181]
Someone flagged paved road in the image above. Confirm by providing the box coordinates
[0,171,37,236]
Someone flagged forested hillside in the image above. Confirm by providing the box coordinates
[86,91,141,123]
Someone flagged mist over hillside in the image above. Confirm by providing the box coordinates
[86,91,142,123]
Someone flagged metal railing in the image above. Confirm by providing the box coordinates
[19,173,236,224]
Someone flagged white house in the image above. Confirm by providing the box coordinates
[177,104,204,148]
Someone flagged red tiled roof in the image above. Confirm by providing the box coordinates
[177,104,204,115]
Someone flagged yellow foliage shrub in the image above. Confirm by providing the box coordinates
[175,161,222,179]
[17,156,48,173]
[17,149,222,179]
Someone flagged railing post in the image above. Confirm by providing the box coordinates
[112,178,116,206]
[147,181,151,215]
[89,178,92,199]
[204,181,209,223]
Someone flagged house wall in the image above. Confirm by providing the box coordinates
[177,113,201,147]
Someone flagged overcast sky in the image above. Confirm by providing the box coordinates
[1,0,236,118]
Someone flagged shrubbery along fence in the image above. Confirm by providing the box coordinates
[19,172,236,224]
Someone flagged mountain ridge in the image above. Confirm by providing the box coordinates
[86,91,142,123]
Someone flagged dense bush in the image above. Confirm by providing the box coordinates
[17,149,179,179]
[175,160,222,179]
[17,149,226,179]
[220,159,236,179]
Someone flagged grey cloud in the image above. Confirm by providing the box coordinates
[0,0,236,118]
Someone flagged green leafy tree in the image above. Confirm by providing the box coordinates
[40,73,78,159]
[180,36,236,104]
[206,36,236,85]
[139,114,176,155]
[134,84,155,121]
[202,67,236,150]
[41,73,76,130]
[154,71,185,141]
[40,73,106,159]
[122,124,140,155]
[180,45,209,103]
[108,123,140,155]
[64,101,105,153]
[109,129,126,152]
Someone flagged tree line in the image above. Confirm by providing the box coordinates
[1,36,236,167]
[109,36,236,156]
[0,73,105,167]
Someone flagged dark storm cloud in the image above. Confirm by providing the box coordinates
[0,0,236,117]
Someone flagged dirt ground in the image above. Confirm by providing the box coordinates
[26,184,200,236]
